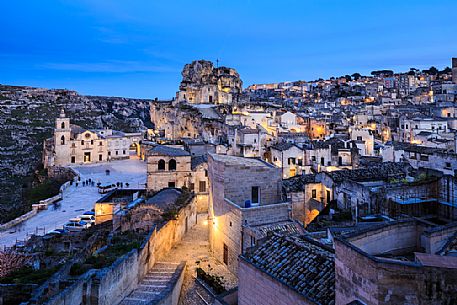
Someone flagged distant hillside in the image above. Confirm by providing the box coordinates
[0,84,153,223]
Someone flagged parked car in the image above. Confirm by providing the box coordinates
[64,220,90,232]
[45,228,68,237]
[79,214,95,225]
[83,210,95,216]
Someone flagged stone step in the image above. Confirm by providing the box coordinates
[120,261,183,305]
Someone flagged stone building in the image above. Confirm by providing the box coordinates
[208,153,291,274]
[270,142,306,178]
[335,220,457,305]
[146,145,208,194]
[238,233,335,305]
[43,109,142,167]
[176,60,242,105]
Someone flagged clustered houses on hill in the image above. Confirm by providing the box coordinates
[4,58,457,305]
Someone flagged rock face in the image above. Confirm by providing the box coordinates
[176,60,243,105]
[0,85,152,223]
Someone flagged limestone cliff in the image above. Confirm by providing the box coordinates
[0,85,152,223]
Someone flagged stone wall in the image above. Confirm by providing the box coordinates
[42,196,198,305]
[238,258,313,305]
[335,235,457,305]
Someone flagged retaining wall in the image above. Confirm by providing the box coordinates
[41,195,198,305]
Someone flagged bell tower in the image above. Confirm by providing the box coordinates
[54,109,71,166]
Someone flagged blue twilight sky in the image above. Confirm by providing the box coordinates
[1,0,457,99]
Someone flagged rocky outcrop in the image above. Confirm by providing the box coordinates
[0,85,152,223]
[177,60,243,104]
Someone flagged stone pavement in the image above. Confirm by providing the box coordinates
[165,213,237,305]
[0,159,146,249]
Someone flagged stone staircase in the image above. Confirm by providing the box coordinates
[120,262,184,305]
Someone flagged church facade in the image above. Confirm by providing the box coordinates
[43,110,143,168]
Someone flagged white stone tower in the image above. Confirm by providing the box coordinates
[54,109,71,166]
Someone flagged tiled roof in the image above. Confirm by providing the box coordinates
[149,145,190,157]
[325,162,409,183]
[283,174,317,193]
[243,233,335,305]
[191,155,208,170]
[250,221,304,239]
[271,142,298,151]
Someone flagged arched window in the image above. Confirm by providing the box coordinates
[61,122,65,129]
[158,159,166,171]
[60,135,65,145]
[169,159,177,171]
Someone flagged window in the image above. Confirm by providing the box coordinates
[199,181,206,193]
[420,155,429,161]
[189,183,195,191]
[415,125,418,129]
[297,159,303,166]
[405,124,409,129]
[312,189,317,199]
[168,181,176,188]
[61,122,65,129]
[71,156,75,163]
[312,156,316,162]
[223,244,228,265]
[91,140,94,145]
[288,157,296,165]
[320,157,325,166]
[250,236,256,247]
[274,157,278,162]
[81,140,84,145]
[447,113,451,118]
[115,151,118,155]
[357,136,362,141]
[108,151,111,156]
[445,162,452,169]
[99,142,103,146]
[251,186,260,204]
[205,169,208,177]
[169,159,177,171]
[158,159,166,170]
[60,135,65,145]
[123,150,126,154]
[99,154,102,161]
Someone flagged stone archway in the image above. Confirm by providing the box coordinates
[129,142,140,159]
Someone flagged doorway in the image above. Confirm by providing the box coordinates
[84,152,91,162]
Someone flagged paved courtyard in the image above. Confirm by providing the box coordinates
[0,159,146,249]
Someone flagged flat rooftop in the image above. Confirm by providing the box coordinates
[210,153,275,168]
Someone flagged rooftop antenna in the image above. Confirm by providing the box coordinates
[216,58,219,68]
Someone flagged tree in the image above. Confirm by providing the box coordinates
[428,66,439,75]
[351,73,362,80]
[0,251,30,277]
[440,67,452,74]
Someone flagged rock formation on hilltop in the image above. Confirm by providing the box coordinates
[176,60,243,105]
